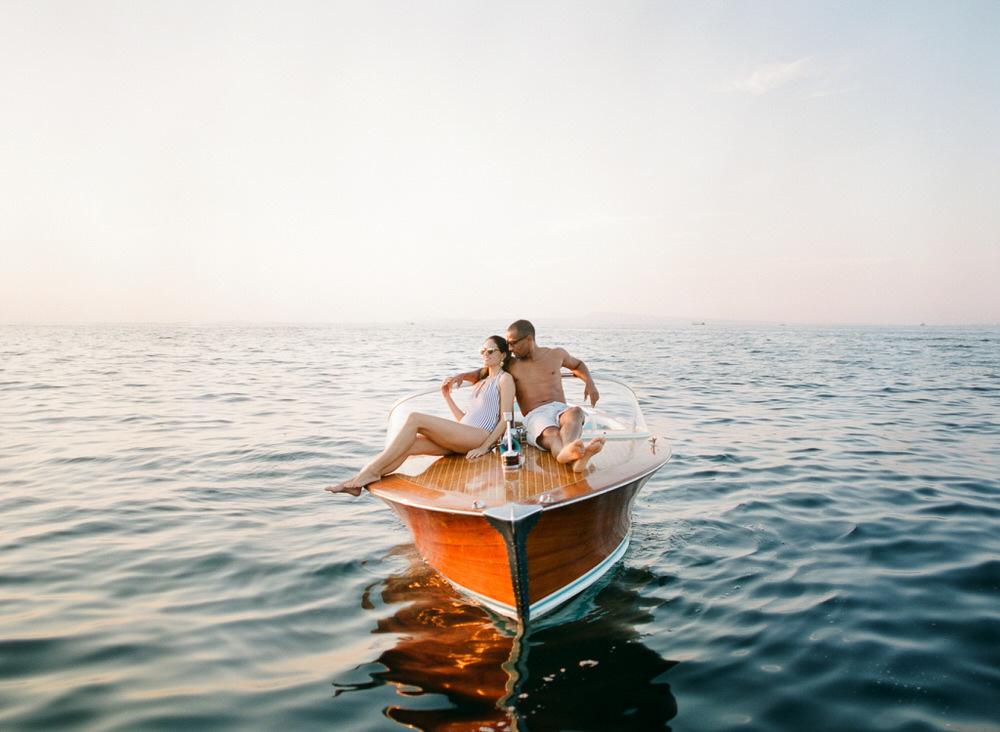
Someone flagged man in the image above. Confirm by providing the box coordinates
[450,319,605,472]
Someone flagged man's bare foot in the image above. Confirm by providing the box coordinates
[556,439,585,464]
[325,469,379,496]
[571,436,605,473]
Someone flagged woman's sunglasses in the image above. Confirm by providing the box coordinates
[479,347,499,356]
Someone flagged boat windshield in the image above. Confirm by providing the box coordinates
[386,373,650,445]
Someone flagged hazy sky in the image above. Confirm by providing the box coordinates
[2,1,998,324]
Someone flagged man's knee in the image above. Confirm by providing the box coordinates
[563,406,585,423]
[539,426,560,447]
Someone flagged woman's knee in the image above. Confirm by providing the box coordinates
[404,412,424,429]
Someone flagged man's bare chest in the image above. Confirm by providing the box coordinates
[511,355,562,385]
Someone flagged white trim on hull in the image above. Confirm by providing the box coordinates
[443,533,632,620]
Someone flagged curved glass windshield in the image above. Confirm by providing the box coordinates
[386,374,650,445]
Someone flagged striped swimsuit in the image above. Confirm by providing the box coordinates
[460,373,502,432]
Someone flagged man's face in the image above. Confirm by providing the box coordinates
[506,328,532,358]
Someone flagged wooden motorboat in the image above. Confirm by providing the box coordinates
[367,375,671,623]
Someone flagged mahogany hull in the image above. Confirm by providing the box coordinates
[379,475,648,619]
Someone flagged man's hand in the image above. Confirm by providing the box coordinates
[583,380,600,407]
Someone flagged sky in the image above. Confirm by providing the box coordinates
[2,0,998,325]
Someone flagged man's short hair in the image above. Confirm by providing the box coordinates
[508,319,535,338]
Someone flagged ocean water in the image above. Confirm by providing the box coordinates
[1,323,998,731]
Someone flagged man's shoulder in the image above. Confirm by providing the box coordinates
[544,345,570,363]
[537,345,567,359]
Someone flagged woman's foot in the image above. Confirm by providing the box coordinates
[571,436,605,473]
[325,469,380,496]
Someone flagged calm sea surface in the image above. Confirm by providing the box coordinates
[1,324,998,731]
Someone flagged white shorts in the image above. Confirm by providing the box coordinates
[523,402,572,448]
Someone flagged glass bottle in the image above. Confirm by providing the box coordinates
[502,411,521,470]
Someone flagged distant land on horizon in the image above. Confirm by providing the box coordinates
[4,315,998,328]
[403,314,1000,329]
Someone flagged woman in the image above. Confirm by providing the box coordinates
[327,335,516,496]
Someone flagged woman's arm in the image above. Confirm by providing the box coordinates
[440,378,466,421]
[466,373,516,458]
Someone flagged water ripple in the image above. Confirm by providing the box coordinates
[1,323,998,730]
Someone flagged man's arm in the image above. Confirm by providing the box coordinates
[446,367,488,390]
[561,349,599,406]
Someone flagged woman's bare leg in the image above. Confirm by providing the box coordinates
[379,436,450,476]
[327,413,487,494]
[364,414,486,475]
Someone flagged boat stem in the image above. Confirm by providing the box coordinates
[483,502,543,623]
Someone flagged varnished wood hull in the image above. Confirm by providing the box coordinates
[378,472,652,620]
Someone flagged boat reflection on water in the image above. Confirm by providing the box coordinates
[333,545,678,731]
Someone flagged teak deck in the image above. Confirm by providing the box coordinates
[370,436,669,513]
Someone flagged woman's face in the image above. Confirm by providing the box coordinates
[479,340,504,367]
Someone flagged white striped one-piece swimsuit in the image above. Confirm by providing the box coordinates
[460,373,502,431]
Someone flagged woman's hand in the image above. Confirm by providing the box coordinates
[466,445,492,460]
[441,377,466,422]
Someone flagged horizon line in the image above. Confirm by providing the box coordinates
[2,317,998,328]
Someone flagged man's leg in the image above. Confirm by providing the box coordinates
[551,407,585,464]
[537,426,564,458]
[532,405,604,471]
[558,406,585,445]
[556,406,604,472]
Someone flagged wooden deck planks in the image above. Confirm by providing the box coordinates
[370,437,668,512]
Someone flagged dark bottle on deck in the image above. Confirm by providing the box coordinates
[502,411,521,470]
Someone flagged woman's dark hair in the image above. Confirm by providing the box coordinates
[487,334,512,371]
